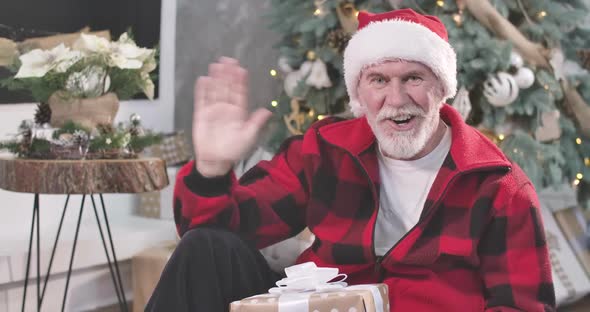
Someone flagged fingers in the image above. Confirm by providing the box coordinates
[244,108,273,138]
[194,76,210,113]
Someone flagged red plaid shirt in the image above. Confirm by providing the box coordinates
[174,104,555,311]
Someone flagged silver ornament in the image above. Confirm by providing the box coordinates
[130,113,141,124]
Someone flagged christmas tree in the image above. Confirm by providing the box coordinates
[267,0,590,206]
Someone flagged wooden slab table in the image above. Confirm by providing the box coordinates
[0,157,169,312]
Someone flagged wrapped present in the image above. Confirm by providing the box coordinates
[143,131,192,167]
[131,241,177,312]
[230,262,389,312]
[136,166,178,219]
[539,186,590,306]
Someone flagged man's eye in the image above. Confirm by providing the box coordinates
[406,76,423,83]
[371,77,386,84]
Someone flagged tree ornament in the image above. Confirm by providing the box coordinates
[278,57,294,73]
[510,51,524,68]
[34,102,52,125]
[283,99,306,135]
[452,86,471,121]
[306,59,332,89]
[336,1,358,34]
[483,72,519,107]
[283,61,313,98]
[130,113,142,126]
[326,29,351,53]
[535,110,561,142]
[513,67,535,89]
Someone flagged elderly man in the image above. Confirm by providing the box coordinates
[147,9,555,312]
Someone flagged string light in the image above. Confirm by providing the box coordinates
[577,173,584,180]
[306,50,317,61]
[585,158,590,166]
[538,11,547,18]
[574,179,581,186]
[544,85,549,90]
[270,69,277,77]
[436,0,445,7]
[317,115,325,120]
[576,138,583,145]
[271,100,278,107]
[513,148,519,153]
[498,134,505,141]
[314,8,322,16]
[355,11,359,17]
[308,109,315,117]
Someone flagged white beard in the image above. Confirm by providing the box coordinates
[366,99,441,160]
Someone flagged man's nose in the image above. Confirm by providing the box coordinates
[384,80,408,107]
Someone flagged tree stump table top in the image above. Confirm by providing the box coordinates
[0,157,169,194]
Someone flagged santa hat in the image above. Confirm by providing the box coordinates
[343,9,457,116]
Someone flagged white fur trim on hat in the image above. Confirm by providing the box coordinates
[343,19,457,117]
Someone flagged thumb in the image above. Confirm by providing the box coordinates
[243,108,272,138]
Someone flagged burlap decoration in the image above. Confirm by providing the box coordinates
[48,91,119,130]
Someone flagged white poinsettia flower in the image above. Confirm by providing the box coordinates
[140,72,155,100]
[109,42,154,70]
[73,33,111,54]
[15,44,81,78]
[141,52,157,73]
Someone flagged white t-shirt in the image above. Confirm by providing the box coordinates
[374,125,452,256]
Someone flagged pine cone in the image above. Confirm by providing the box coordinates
[34,102,52,125]
[326,29,351,53]
[96,123,115,135]
[578,49,590,70]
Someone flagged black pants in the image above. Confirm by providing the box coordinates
[145,227,282,312]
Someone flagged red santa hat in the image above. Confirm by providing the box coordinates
[343,9,457,116]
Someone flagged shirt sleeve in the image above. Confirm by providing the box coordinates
[479,182,556,311]
[172,136,309,249]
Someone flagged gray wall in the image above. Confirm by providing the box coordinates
[175,0,282,145]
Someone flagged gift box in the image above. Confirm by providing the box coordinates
[135,166,178,220]
[230,283,389,312]
[538,186,590,306]
[142,131,192,167]
[131,241,177,312]
[231,262,388,312]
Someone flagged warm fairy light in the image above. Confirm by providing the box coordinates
[576,138,583,145]
[308,109,315,117]
[544,85,549,90]
[270,69,277,76]
[574,179,581,186]
[585,158,590,166]
[513,148,519,153]
[317,115,325,120]
[538,11,547,18]
[271,100,278,107]
[577,173,584,180]
[314,8,322,16]
[436,0,445,7]
[355,11,359,17]
[307,50,317,60]
[498,134,505,141]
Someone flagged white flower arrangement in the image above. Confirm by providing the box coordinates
[3,32,157,101]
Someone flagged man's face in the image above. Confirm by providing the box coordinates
[357,60,444,160]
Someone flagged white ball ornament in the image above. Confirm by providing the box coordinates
[510,51,524,68]
[483,72,519,107]
[513,67,535,89]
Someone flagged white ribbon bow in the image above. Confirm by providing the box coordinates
[268,262,348,294]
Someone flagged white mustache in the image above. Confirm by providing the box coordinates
[376,104,425,121]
